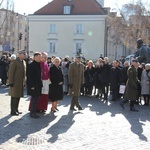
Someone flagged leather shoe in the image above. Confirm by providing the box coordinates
[16,111,22,114]
[78,107,83,110]
[130,108,139,112]
[11,112,19,116]
[55,107,59,111]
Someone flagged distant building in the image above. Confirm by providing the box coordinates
[28,0,109,60]
[0,9,28,55]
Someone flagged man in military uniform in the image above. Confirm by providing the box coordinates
[68,55,84,111]
[8,50,26,116]
[119,59,140,111]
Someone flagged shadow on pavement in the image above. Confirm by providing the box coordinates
[0,113,56,145]
[80,95,122,117]
[122,106,150,142]
[47,111,80,143]
[78,95,150,142]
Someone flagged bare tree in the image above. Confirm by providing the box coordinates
[0,0,15,48]
[107,0,150,50]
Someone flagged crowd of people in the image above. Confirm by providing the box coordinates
[0,39,149,118]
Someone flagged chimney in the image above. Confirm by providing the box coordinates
[96,0,104,7]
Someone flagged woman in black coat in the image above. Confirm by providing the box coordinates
[49,57,63,112]
[84,60,95,97]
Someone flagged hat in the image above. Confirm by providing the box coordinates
[75,55,82,59]
[18,49,26,55]
[132,59,138,63]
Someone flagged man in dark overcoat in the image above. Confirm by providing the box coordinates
[27,52,43,118]
[8,50,26,116]
[101,57,111,100]
[110,60,121,101]
[120,59,140,111]
[68,55,84,111]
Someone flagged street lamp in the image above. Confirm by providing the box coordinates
[16,13,19,51]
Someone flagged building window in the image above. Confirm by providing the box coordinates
[49,42,56,53]
[64,6,71,14]
[76,24,84,34]
[50,24,57,33]
[75,42,83,54]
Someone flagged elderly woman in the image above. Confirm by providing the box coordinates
[141,63,150,106]
[48,57,63,112]
[94,58,103,98]
[84,60,95,97]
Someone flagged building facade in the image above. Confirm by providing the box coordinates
[28,0,108,60]
[0,9,28,55]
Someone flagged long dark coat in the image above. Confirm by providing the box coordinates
[101,63,111,84]
[0,59,8,79]
[110,67,121,90]
[94,66,103,89]
[8,58,26,97]
[84,66,96,87]
[27,60,42,97]
[124,65,139,101]
[120,66,129,84]
[68,62,84,96]
[48,64,63,101]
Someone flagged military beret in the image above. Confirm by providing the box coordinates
[18,49,26,55]
[75,55,82,59]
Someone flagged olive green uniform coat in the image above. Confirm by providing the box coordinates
[68,62,84,96]
[8,57,26,97]
[124,65,139,101]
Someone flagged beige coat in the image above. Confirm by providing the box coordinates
[68,62,84,96]
[8,57,26,97]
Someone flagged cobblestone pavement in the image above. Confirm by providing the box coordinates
[0,85,150,150]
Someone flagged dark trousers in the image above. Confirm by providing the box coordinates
[30,96,40,114]
[1,78,7,85]
[102,83,109,99]
[70,96,81,109]
[143,95,150,105]
[11,97,20,113]
[112,87,119,100]
[130,100,136,109]
[87,85,93,95]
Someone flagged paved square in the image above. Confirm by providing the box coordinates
[0,86,150,150]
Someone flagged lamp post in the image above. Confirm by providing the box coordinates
[16,13,19,51]
[105,25,109,57]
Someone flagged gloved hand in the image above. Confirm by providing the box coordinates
[9,83,14,87]
[69,84,73,88]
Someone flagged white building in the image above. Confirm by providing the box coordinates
[28,0,109,60]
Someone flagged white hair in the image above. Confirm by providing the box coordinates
[52,57,61,63]
[11,54,16,60]
[41,52,48,57]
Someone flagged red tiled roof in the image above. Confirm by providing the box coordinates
[34,0,107,15]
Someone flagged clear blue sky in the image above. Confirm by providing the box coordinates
[1,0,149,15]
